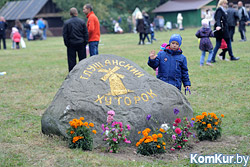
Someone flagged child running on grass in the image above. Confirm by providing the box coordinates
[148,34,191,91]
[195,19,214,66]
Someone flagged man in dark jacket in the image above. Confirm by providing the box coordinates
[238,1,249,41]
[0,16,8,50]
[227,3,239,42]
[63,8,88,72]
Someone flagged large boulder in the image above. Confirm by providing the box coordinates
[41,54,193,145]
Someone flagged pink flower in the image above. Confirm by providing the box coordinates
[108,110,115,116]
[124,138,131,144]
[110,150,113,153]
[183,139,188,142]
[118,122,123,128]
[175,128,182,134]
[101,124,105,131]
[173,123,178,126]
[171,148,175,151]
[172,135,176,140]
[127,124,131,131]
[120,128,123,132]
[112,138,117,142]
[177,145,182,149]
[175,118,181,124]
[104,138,108,141]
[107,115,113,124]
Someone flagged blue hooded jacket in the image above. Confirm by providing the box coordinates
[148,46,191,90]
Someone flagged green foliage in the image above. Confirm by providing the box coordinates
[137,141,165,156]
[193,113,223,141]
[0,0,17,9]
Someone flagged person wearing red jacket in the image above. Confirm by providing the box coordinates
[83,4,100,56]
[10,27,21,49]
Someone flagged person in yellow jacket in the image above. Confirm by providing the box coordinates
[83,4,100,56]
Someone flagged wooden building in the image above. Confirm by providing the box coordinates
[0,0,63,37]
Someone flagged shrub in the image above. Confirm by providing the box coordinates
[67,117,96,151]
[193,112,224,141]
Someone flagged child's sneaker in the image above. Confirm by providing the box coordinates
[206,62,213,66]
[217,55,223,60]
[200,64,203,67]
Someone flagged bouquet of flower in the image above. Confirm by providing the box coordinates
[193,112,224,141]
[67,117,96,151]
[160,109,195,151]
[136,127,166,156]
[136,114,167,156]
[102,110,131,153]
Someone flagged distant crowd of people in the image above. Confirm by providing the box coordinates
[0,16,48,50]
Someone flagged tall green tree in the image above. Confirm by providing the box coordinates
[0,0,17,10]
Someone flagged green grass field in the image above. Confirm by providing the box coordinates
[0,27,250,167]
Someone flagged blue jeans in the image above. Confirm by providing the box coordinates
[200,50,213,65]
[89,41,99,56]
[211,38,233,62]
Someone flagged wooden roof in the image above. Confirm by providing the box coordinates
[153,0,214,13]
[0,0,48,20]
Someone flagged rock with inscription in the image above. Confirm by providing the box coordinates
[41,54,193,145]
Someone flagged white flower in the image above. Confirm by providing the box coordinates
[160,123,170,131]
[105,130,109,136]
[172,126,176,129]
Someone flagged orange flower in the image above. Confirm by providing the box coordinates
[204,128,208,131]
[152,134,158,139]
[202,122,206,125]
[158,133,163,138]
[145,128,151,133]
[202,112,207,116]
[214,127,217,130]
[89,123,94,127]
[191,118,195,121]
[159,128,166,133]
[92,130,97,134]
[80,117,84,121]
[142,132,148,137]
[207,124,212,129]
[83,122,88,126]
[70,131,74,134]
[214,122,219,125]
[138,131,141,134]
[221,114,224,118]
[156,145,161,148]
[163,146,166,150]
[162,142,166,145]
[136,142,140,147]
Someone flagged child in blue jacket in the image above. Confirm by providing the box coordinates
[148,34,191,91]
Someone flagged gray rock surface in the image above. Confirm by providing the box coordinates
[41,54,193,145]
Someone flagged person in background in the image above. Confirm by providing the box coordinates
[15,20,26,48]
[0,16,7,50]
[204,9,213,27]
[136,12,145,45]
[217,39,229,61]
[237,1,249,42]
[10,27,21,49]
[83,4,100,56]
[127,16,132,33]
[63,7,88,72]
[24,19,31,41]
[177,13,184,30]
[148,34,191,91]
[210,0,239,63]
[142,11,151,44]
[150,23,157,43]
[195,19,214,66]
[227,2,239,42]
